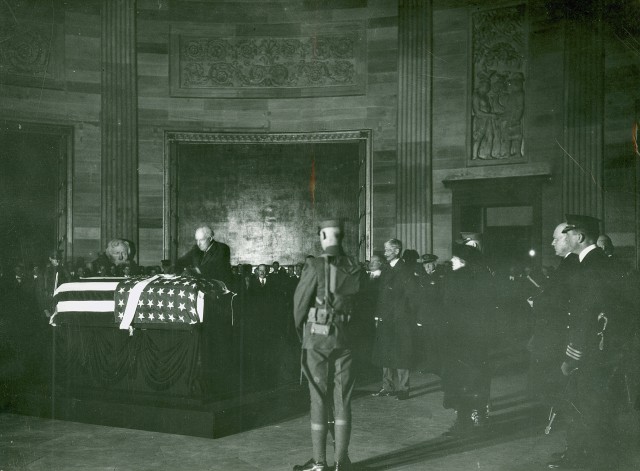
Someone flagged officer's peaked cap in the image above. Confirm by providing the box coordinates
[562,214,600,236]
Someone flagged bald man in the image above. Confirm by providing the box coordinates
[176,226,232,284]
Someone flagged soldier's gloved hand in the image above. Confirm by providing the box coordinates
[561,361,577,376]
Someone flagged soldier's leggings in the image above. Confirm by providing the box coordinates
[302,347,355,426]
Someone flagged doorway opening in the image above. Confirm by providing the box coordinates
[0,121,72,270]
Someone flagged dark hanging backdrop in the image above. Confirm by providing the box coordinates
[0,131,59,267]
[175,142,361,265]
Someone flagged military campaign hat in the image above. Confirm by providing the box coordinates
[562,214,600,237]
[318,218,344,233]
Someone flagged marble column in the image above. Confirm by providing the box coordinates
[562,16,604,220]
[396,0,433,255]
[101,0,138,248]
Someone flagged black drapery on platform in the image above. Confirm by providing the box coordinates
[51,275,236,408]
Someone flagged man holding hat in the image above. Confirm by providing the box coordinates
[293,219,364,471]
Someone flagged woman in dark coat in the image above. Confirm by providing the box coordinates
[440,242,497,434]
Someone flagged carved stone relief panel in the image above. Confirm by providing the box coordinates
[0,19,64,88]
[471,5,526,164]
[169,23,366,98]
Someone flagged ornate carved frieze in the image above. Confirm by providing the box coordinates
[0,21,64,87]
[470,5,526,164]
[165,130,367,143]
[170,24,366,98]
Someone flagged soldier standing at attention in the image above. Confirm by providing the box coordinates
[293,219,363,471]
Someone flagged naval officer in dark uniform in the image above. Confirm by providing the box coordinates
[527,222,578,409]
[547,215,619,470]
[293,219,363,471]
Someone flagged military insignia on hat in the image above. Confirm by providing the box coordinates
[562,214,600,237]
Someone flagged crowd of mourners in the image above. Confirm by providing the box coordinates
[2,217,640,470]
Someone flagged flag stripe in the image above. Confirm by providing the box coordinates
[54,280,122,296]
[56,300,115,312]
[54,291,116,302]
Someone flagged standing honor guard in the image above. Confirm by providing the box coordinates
[293,219,363,471]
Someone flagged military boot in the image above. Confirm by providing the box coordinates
[292,458,327,471]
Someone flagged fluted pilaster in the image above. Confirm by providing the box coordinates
[101,0,138,248]
[562,17,604,220]
[396,0,433,254]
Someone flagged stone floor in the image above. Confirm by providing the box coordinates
[1,370,639,471]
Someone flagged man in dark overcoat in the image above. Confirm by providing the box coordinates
[371,238,417,400]
[175,225,232,285]
[415,253,444,375]
[440,237,497,435]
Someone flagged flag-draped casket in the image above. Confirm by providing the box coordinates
[51,275,236,402]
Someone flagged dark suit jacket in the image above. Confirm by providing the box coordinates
[371,259,417,369]
[176,241,232,285]
[565,247,611,366]
[293,245,363,351]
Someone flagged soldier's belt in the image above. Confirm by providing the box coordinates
[307,307,349,324]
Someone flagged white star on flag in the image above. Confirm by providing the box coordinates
[178,290,185,298]
[188,293,195,302]
[158,313,165,321]
[173,280,181,285]
[157,300,163,308]
[182,280,190,285]
[179,316,185,322]
[167,301,174,309]
[168,289,174,296]
[148,313,155,320]
[138,313,145,320]
[147,299,154,306]
[118,299,124,306]
[169,314,175,322]
[118,312,124,319]
[119,288,125,293]
[190,307,197,315]
[191,283,197,288]
[178,303,186,311]
[138,300,144,307]
[147,288,154,293]
[157,288,164,295]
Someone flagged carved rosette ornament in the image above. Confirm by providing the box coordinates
[471,5,526,163]
[0,25,51,79]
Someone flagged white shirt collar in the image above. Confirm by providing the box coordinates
[370,269,381,278]
[389,258,399,268]
[579,244,598,262]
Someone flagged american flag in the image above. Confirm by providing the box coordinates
[53,275,231,329]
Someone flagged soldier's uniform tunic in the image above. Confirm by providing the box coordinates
[293,244,363,469]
